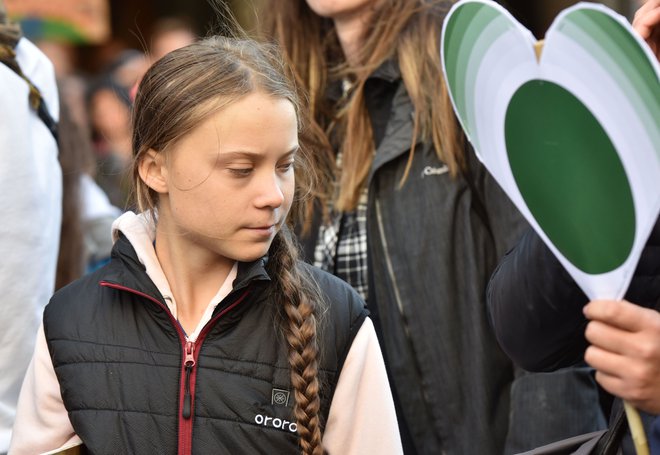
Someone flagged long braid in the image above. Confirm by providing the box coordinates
[268,227,325,455]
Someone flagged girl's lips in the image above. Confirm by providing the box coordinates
[246,223,276,230]
[244,225,277,236]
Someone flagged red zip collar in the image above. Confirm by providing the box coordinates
[99,281,250,454]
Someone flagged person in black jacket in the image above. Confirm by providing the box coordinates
[488,216,660,453]
[488,3,660,452]
[488,215,660,382]
[10,35,401,455]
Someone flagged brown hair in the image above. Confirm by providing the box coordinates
[55,87,93,290]
[131,36,326,455]
[265,0,464,211]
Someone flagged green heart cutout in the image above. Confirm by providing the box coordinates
[505,80,634,274]
[441,1,660,287]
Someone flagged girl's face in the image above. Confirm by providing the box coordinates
[305,0,376,21]
[152,91,298,264]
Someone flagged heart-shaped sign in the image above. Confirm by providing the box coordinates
[441,0,660,300]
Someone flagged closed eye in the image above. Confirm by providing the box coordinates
[228,168,253,177]
[278,161,295,173]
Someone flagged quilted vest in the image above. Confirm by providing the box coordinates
[44,235,367,454]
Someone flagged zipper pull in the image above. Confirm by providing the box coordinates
[183,341,195,419]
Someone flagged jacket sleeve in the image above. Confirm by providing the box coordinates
[9,323,80,455]
[466,147,529,261]
[487,227,591,372]
[469,140,593,371]
[322,318,403,455]
[487,215,660,373]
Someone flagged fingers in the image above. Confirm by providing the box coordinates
[585,344,629,377]
[633,1,660,57]
[590,355,660,414]
[583,300,653,332]
[584,300,660,414]
[651,19,660,59]
[635,0,660,18]
[584,320,640,356]
[634,6,660,39]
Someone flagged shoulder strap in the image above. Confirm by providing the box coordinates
[593,404,628,455]
[0,17,59,142]
[0,3,20,47]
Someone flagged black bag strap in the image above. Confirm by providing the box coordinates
[593,405,628,455]
[0,12,58,142]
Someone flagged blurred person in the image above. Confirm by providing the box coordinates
[54,86,86,289]
[34,40,76,79]
[59,72,125,272]
[86,47,153,211]
[104,48,148,90]
[56,82,121,285]
[79,173,122,273]
[149,17,197,64]
[121,19,198,103]
[86,75,133,209]
[0,2,61,453]
[265,1,607,454]
[10,34,401,455]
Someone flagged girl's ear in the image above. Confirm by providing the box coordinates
[138,149,168,194]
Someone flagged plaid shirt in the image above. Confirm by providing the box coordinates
[314,188,369,302]
[312,73,396,303]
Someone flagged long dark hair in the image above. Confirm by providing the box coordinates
[55,88,92,290]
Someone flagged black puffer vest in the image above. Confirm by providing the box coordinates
[44,234,367,454]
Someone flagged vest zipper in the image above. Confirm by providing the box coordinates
[182,341,195,419]
[176,291,249,454]
[99,280,250,455]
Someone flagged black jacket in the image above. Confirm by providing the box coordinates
[363,62,524,455]
[305,58,604,454]
[488,218,660,372]
[44,234,367,455]
[487,219,660,454]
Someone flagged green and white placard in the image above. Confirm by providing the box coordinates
[441,0,660,300]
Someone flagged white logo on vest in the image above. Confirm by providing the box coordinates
[254,413,298,433]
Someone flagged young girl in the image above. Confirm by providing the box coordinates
[9,36,402,455]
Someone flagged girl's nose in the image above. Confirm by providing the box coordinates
[254,172,285,209]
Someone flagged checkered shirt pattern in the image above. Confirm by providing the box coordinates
[314,188,369,301]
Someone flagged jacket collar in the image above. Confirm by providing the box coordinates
[99,233,165,303]
[368,69,419,183]
[325,58,418,184]
[327,58,401,102]
[100,232,272,305]
[370,58,400,82]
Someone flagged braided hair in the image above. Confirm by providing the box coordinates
[268,227,326,455]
